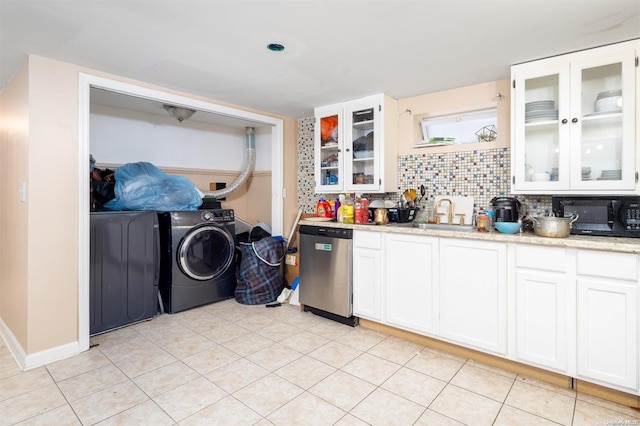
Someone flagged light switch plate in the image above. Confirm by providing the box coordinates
[19,181,26,202]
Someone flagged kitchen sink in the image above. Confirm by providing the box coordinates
[398,223,476,232]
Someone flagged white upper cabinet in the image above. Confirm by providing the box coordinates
[314,94,398,193]
[511,40,639,194]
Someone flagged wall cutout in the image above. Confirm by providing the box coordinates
[416,108,497,147]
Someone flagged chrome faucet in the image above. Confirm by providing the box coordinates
[436,198,455,225]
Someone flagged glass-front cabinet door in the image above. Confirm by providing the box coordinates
[344,99,380,193]
[315,105,343,191]
[513,62,570,192]
[512,40,638,194]
[570,51,636,191]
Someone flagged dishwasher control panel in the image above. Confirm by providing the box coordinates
[299,224,353,239]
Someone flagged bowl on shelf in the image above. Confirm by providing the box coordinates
[353,150,374,159]
[596,89,622,100]
[495,221,521,234]
[595,97,622,113]
[531,172,551,182]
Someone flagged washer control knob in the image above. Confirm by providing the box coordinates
[202,211,214,221]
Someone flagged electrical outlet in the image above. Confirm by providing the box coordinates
[285,254,297,266]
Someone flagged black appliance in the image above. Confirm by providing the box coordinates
[157,209,236,313]
[552,196,640,238]
[490,197,521,222]
[90,211,160,335]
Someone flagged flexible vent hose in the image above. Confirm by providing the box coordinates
[204,127,256,199]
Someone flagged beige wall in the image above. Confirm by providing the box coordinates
[162,167,273,226]
[0,55,298,358]
[26,57,81,352]
[397,80,511,155]
[0,62,30,349]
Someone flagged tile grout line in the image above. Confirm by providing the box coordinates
[5,300,640,425]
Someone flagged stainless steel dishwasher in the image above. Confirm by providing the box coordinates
[299,225,358,326]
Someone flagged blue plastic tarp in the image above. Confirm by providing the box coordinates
[103,162,202,211]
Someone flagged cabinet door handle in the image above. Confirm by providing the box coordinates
[345,148,350,152]
[561,118,568,124]
[571,117,578,123]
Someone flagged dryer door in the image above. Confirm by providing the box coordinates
[177,224,235,281]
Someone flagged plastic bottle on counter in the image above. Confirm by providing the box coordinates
[336,194,345,223]
[355,194,369,224]
[343,193,355,224]
[362,197,370,223]
[315,196,333,218]
[354,193,362,224]
[334,196,341,221]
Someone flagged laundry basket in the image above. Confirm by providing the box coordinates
[235,229,285,305]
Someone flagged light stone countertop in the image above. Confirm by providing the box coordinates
[299,220,640,254]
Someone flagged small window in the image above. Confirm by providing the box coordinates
[415,108,497,147]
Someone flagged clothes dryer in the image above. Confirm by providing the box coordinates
[158,209,236,313]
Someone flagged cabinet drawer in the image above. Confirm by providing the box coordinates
[515,245,566,272]
[354,231,382,250]
[577,250,638,281]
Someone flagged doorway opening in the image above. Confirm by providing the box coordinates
[78,74,284,351]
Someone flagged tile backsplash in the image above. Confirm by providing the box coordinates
[397,149,510,212]
[297,117,317,213]
[296,117,552,217]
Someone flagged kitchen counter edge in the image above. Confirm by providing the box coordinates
[299,220,640,254]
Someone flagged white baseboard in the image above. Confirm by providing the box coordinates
[0,316,81,371]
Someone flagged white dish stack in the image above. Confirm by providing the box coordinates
[598,169,622,181]
[525,100,558,123]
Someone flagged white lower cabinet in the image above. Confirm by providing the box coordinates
[576,250,639,391]
[350,230,640,395]
[513,245,573,374]
[352,231,383,321]
[439,238,508,355]
[385,233,438,334]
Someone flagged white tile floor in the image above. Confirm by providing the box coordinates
[1,298,640,425]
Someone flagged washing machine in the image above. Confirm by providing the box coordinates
[157,209,236,313]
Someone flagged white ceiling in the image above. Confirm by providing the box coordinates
[1,0,639,119]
